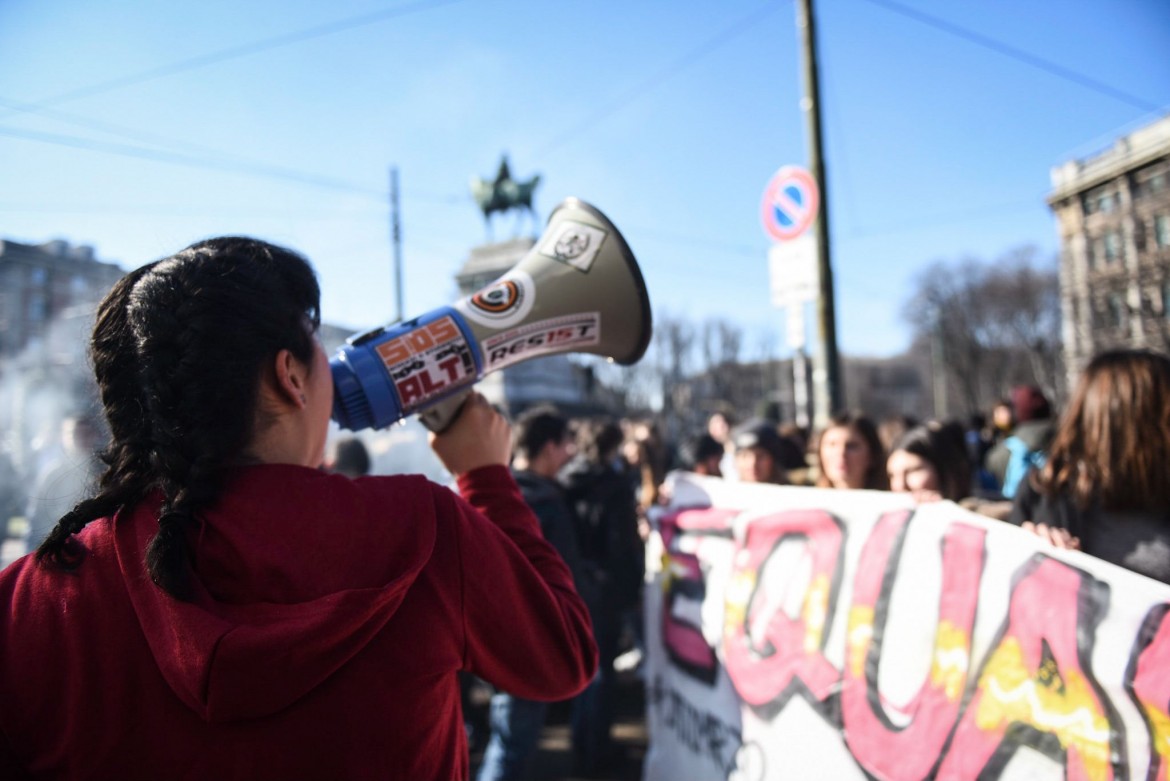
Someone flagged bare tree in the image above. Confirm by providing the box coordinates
[980,246,1063,400]
[698,317,743,403]
[903,246,1062,416]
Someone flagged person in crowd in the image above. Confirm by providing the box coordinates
[560,418,644,777]
[478,404,587,781]
[0,443,26,567]
[731,419,792,485]
[886,421,973,503]
[964,412,1001,493]
[777,422,814,485]
[324,435,371,478]
[678,433,725,477]
[706,406,739,481]
[1009,348,1170,584]
[986,384,1055,499]
[0,237,596,780]
[990,397,1014,443]
[25,414,104,551]
[620,417,670,514]
[815,410,888,490]
[877,414,918,455]
[964,412,989,465]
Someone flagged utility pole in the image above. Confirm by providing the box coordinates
[389,166,404,323]
[797,0,842,425]
[932,316,949,419]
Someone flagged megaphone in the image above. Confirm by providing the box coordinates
[330,198,652,432]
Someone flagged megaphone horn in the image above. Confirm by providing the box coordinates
[330,197,652,432]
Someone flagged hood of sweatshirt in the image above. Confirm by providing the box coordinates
[113,464,436,723]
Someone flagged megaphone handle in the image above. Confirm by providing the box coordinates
[418,390,472,433]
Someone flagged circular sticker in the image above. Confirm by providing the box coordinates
[455,269,536,329]
[470,279,521,313]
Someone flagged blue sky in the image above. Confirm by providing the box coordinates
[2,0,1168,359]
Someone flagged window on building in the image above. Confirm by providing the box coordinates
[1108,293,1126,332]
[29,267,47,286]
[1156,214,1170,249]
[1089,238,1103,269]
[1104,230,1123,264]
[27,294,46,323]
[1084,185,1118,215]
[1135,162,1169,199]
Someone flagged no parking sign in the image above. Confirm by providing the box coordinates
[760,165,819,243]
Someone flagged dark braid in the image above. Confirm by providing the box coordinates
[37,238,321,600]
[37,265,159,567]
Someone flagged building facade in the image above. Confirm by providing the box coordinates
[0,239,125,358]
[1047,114,1170,384]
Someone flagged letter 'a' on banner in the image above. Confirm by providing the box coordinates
[641,472,1170,781]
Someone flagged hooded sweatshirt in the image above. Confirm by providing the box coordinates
[0,463,596,781]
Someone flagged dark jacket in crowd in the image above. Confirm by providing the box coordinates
[513,469,588,595]
[560,458,644,614]
[1009,478,1170,584]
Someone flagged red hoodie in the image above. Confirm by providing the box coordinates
[0,464,596,780]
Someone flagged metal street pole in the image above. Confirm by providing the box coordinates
[932,317,948,419]
[796,0,842,426]
[390,166,404,323]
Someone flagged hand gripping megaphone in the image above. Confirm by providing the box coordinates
[330,198,652,432]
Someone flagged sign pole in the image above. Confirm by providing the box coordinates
[390,166,404,324]
[797,0,842,427]
[763,173,819,432]
[788,304,810,428]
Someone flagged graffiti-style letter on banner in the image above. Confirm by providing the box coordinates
[660,508,737,685]
[723,509,844,711]
[938,555,1122,781]
[1126,603,1170,781]
[842,510,986,781]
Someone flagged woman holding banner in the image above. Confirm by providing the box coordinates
[814,410,888,491]
[886,420,972,503]
[1009,348,1170,584]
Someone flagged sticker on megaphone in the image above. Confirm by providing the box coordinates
[330,197,653,433]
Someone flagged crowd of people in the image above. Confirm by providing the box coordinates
[663,348,1170,587]
[1,234,1167,780]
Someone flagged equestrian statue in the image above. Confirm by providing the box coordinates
[469,155,541,240]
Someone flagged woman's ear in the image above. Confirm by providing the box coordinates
[271,349,309,408]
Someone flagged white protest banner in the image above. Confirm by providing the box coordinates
[642,473,1170,781]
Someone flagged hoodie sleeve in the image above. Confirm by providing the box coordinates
[447,465,597,701]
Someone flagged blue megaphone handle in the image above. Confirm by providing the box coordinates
[330,307,483,431]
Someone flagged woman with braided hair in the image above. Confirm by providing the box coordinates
[0,237,596,780]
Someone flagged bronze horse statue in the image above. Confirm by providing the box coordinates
[470,156,541,240]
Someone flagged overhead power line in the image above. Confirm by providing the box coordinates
[535,2,781,157]
[861,0,1162,113]
[0,125,387,198]
[0,0,473,121]
[0,96,472,206]
[0,95,272,160]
